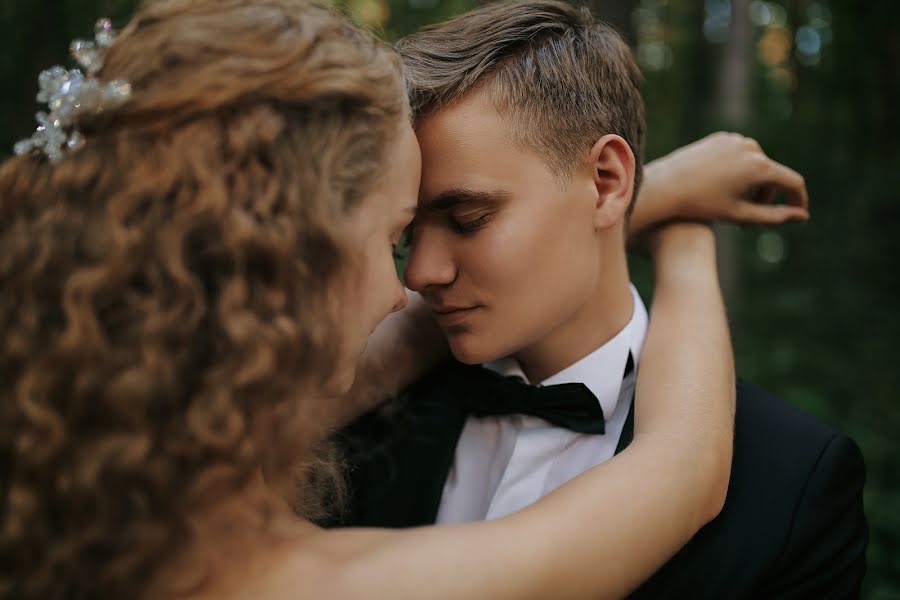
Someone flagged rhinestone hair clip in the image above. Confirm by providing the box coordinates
[13,19,132,163]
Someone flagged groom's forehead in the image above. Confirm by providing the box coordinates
[416,103,519,191]
[414,90,519,148]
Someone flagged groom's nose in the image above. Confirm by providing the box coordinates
[404,225,457,293]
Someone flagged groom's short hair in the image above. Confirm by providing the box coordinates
[397,0,646,204]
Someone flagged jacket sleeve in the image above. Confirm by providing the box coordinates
[763,433,868,599]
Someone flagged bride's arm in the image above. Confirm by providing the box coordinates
[302,222,734,600]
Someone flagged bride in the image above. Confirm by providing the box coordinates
[0,1,806,598]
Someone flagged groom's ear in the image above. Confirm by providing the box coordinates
[587,134,635,231]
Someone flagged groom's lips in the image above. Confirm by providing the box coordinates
[432,304,482,327]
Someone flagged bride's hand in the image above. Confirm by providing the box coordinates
[630,132,809,236]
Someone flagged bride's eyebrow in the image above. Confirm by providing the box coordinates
[420,188,512,213]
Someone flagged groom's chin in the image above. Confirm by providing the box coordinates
[447,332,505,366]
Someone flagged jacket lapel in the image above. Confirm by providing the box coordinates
[615,390,636,455]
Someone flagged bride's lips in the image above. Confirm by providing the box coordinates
[432,304,482,327]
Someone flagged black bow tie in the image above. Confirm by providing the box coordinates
[456,354,635,435]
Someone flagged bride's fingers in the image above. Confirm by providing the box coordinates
[763,160,809,210]
[734,201,810,225]
[750,185,778,205]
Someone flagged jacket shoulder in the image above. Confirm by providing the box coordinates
[632,381,866,598]
[734,379,843,475]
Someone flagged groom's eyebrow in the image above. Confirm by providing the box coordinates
[420,188,512,213]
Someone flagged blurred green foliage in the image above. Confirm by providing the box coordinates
[1,0,896,595]
[628,3,899,596]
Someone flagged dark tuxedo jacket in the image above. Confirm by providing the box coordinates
[330,361,868,599]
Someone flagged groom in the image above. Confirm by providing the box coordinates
[334,1,867,597]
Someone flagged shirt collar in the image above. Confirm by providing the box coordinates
[484,284,648,421]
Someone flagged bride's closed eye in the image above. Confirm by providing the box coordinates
[392,228,413,283]
[392,227,412,260]
[399,224,416,246]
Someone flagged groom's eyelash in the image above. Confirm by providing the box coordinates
[453,213,491,234]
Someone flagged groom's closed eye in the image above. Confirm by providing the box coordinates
[452,210,493,234]
[421,187,510,234]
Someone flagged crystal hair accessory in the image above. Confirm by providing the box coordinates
[13,18,132,163]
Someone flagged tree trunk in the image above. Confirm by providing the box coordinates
[714,0,754,302]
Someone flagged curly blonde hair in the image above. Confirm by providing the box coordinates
[0,1,407,597]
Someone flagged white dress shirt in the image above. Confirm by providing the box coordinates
[435,284,649,524]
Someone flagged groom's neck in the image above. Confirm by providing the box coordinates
[512,248,633,383]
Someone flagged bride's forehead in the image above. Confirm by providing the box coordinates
[385,125,422,186]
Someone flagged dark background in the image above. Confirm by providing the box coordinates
[1,0,897,596]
